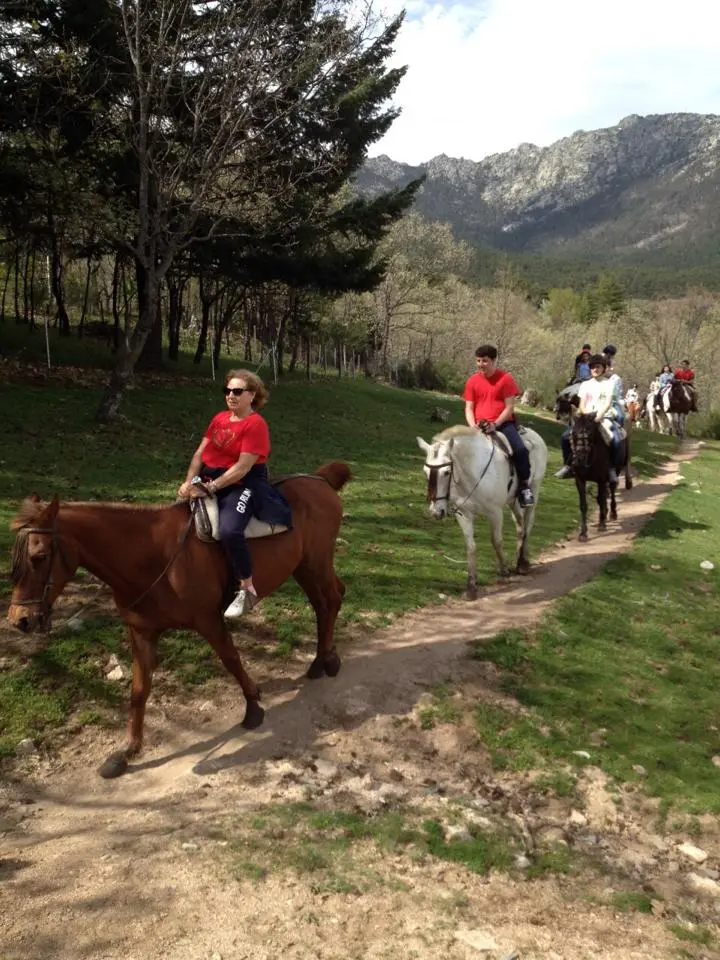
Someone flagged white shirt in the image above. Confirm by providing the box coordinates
[607,371,623,401]
[578,377,615,417]
[624,388,639,403]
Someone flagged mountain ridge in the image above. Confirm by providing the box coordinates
[357,113,720,261]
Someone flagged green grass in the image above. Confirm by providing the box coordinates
[0,368,677,754]
[218,802,517,891]
[469,444,720,813]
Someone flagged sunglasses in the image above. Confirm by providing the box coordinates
[223,387,250,396]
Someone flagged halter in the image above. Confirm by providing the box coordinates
[424,440,496,513]
[11,525,69,627]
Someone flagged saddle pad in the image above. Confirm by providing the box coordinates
[191,496,289,543]
[598,421,626,446]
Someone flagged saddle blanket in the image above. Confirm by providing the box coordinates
[599,421,627,446]
[191,495,289,543]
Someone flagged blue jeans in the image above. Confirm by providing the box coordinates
[495,421,530,485]
[201,464,267,580]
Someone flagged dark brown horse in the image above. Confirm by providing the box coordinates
[663,380,695,438]
[570,414,632,542]
[7,463,350,779]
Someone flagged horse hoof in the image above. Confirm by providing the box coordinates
[306,657,326,680]
[242,700,265,730]
[610,510,618,521]
[578,532,588,543]
[499,569,511,579]
[462,588,478,601]
[598,522,607,532]
[625,478,633,490]
[322,650,342,678]
[516,561,531,575]
[98,750,129,779]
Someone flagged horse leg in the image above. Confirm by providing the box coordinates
[576,477,588,542]
[609,480,618,521]
[455,511,479,599]
[293,561,344,679]
[485,505,510,578]
[597,480,608,531]
[198,616,264,728]
[510,499,535,574]
[99,625,159,778]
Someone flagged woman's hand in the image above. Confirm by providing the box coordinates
[177,480,193,499]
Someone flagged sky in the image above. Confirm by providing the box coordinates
[371,0,720,163]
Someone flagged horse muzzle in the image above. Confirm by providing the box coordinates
[7,604,52,635]
[428,502,448,520]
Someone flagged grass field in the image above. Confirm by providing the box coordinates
[470,443,720,813]
[0,360,678,757]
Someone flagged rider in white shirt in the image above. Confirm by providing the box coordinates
[556,354,622,481]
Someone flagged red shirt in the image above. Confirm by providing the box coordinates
[462,369,520,423]
[674,367,694,382]
[202,411,270,469]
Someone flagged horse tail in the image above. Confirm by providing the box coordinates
[315,461,352,491]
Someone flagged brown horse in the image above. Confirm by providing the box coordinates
[7,463,350,779]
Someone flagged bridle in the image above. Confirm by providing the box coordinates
[424,439,496,513]
[11,525,70,627]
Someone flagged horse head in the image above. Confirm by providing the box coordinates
[554,384,581,422]
[417,435,454,519]
[570,413,601,468]
[8,495,75,635]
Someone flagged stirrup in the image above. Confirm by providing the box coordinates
[224,589,259,619]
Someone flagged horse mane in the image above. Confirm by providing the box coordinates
[10,498,44,532]
[433,425,477,443]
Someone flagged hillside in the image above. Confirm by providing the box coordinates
[358,113,720,266]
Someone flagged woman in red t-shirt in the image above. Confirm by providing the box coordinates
[178,369,278,619]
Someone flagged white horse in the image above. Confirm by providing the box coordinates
[416,425,548,599]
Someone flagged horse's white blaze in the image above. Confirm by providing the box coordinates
[417,427,548,587]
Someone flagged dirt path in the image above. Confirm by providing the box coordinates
[2,441,714,960]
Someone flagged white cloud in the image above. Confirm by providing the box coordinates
[372,0,720,163]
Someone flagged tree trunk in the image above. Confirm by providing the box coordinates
[96,259,160,421]
[111,253,121,350]
[167,276,181,361]
[28,249,37,330]
[13,244,21,323]
[193,299,211,363]
[1,248,11,320]
[305,335,311,381]
[79,255,93,333]
[49,229,70,335]
[136,260,164,370]
[22,247,31,324]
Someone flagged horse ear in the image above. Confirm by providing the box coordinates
[28,493,41,503]
[43,496,60,524]
[416,437,430,452]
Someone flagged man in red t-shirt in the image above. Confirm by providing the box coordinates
[462,344,534,508]
[674,359,698,411]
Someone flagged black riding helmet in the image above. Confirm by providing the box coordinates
[602,344,617,357]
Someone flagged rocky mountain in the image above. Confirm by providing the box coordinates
[357,114,720,262]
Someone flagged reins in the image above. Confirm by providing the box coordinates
[125,512,195,612]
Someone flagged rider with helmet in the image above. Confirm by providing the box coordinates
[555,354,622,482]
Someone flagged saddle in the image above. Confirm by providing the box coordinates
[189,485,289,543]
[598,421,627,446]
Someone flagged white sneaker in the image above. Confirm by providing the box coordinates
[223,589,259,619]
[554,465,573,479]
